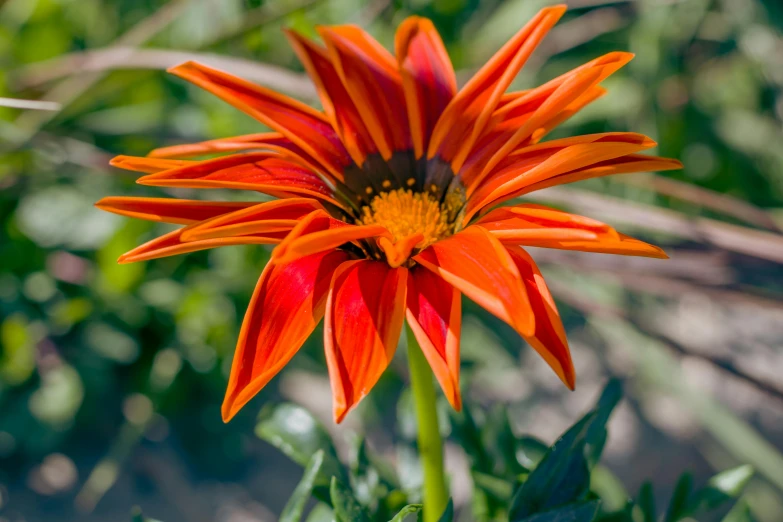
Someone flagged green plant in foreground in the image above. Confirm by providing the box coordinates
[133,380,756,522]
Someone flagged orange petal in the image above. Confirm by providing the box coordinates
[324,260,408,422]
[181,198,324,241]
[94,197,255,225]
[222,250,350,421]
[413,226,533,337]
[464,133,658,220]
[395,16,457,159]
[378,233,425,268]
[110,155,195,174]
[406,266,462,410]
[479,205,667,258]
[285,30,377,166]
[273,209,389,264]
[472,66,605,186]
[118,225,286,264]
[318,25,410,160]
[168,61,351,179]
[477,204,617,235]
[135,152,344,209]
[505,246,575,389]
[148,132,322,172]
[428,5,566,169]
[515,154,684,196]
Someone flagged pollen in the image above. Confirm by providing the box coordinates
[359,188,453,247]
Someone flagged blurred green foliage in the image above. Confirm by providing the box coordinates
[1,0,782,521]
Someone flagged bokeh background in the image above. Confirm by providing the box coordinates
[1,0,783,520]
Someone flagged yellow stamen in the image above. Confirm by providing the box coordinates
[359,189,453,248]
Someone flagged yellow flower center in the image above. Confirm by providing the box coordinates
[359,188,453,247]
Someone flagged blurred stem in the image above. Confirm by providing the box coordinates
[406,324,448,522]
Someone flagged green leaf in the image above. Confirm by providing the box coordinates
[664,472,692,522]
[330,477,370,522]
[281,450,325,522]
[388,504,422,522]
[637,482,655,522]
[305,503,336,522]
[517,501,601,522]
[484,406,527,475]
[256,403,345,484]
[687,465,754,515]
[721,499,757,522]
[589,466,629,512]
[516,436,549,470]
[585,379,622,467]
[451,406,491,473]
[472,471,514,500]
[438,499,454,522]
[509,380,622,520]
[508,414,595,519]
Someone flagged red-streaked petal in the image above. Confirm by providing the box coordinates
[94,197,255,225]
[477,204,617,235]
[413,226,533,337]
[135,153,344,209]
[457,52,633,186]
[428,6,565,169]
[118,225,286,264]
[505,247,575,389]
[478,205,667,258]
[110,155,195,173]
[273,209,389,264]
[168,61,351,179]
[319,25,410,160]
[181,198,324,241]
[406,266,462,410]
[222,250,350,421]
[464,134,658,220]
[547,233,668,258]
[472,66,605,185]
[324,260,408,422]
[147,132,311,163]
[285,30,377,166]
[513,154,684,196]
[395,16,457,159]
[457,85,607,187]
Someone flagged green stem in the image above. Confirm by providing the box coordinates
[406,324,448,522]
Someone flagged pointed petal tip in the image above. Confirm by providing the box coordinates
[221,401,237,423]
[109,155,132,168]
[166,60,198,75]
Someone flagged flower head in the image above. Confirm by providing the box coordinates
[97,5,681,423]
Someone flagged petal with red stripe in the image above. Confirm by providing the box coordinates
[118,225,287,264]
[406,266,462,410]
[95,197,255,225]
[286,30,377,167]
[324,260,408,422]
[478,204,667,258]
[319,25,411,160]
[181,198,324,241]
[395,16,457,159]
[272,209,389,264]
[428,6,565,170]
[222,250,350,421]
[413,225,533,337]
[135,153,344,209]
[505,246,574,389]
[168,61,351,179]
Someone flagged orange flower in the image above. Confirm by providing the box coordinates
[97,6,681,423]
